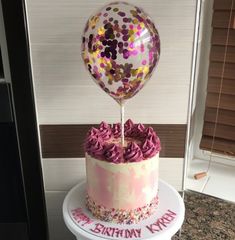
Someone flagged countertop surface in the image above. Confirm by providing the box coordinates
[173,191,235,240]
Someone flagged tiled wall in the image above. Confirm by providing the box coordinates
[25,0,196,239]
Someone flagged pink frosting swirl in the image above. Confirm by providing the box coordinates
[104,143,123,163]
[131,123,145,137]
[87,127,100,139]
[124,142,143,162]
[99,121,111,140]
[112,123,121,138]
[85,120,161,163]
[85,135,104,158]
[144,127,156,137]
[154,136,161,152]
[124,119,134,137]
[146,133,158,145]
[141,139,157,159]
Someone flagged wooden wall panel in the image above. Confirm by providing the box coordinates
[40,124,187,158]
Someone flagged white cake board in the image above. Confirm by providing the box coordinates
[63,180,185,240]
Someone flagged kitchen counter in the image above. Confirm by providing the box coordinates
[173,191,235,240]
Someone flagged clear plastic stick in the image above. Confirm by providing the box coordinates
[120,101,125,147]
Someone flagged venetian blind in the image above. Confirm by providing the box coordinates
[200,0,235,156]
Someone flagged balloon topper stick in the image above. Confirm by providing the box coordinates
[81,2,160,147]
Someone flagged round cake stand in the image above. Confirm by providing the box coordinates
[63,180,185,240]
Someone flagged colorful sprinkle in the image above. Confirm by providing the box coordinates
[86,194,159,224]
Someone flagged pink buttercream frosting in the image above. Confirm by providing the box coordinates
[124,119,134,136]
[112,123,121,138]
[99,121,112,140]
[130,123,145,137]
[85,119,161,163]
[124,142,143,162]
[104,143,123,163]
[85,135,104,158]
[141,139,157,158]
[144,127,156,138]
[87,127,100,138]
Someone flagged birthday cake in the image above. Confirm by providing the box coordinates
[85,119,161,224]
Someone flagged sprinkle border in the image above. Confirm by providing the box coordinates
[86,194,159,224]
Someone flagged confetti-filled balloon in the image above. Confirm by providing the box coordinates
[81,2,160,103]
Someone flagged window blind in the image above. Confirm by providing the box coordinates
[200,0,235,156]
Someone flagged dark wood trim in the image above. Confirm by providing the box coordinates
[40,124,187,158]
[1,0,49,239]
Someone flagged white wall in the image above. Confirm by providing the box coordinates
[25,1,196,239]
[26,0,195,124]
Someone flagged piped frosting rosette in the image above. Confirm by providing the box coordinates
[85,119,161,163]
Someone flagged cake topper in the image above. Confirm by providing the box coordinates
[81,1,160,146]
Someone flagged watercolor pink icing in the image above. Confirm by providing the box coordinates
[85,119,161,163]
[86,153,159,210]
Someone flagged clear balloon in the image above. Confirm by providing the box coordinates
[81,2,160,103]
